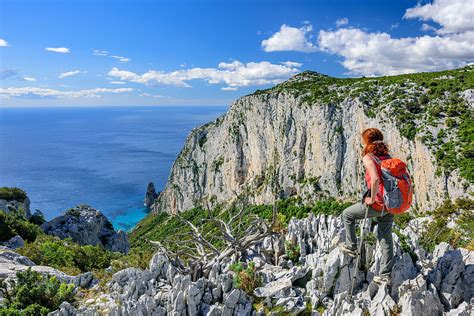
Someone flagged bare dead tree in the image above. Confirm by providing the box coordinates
[149,190,274,279]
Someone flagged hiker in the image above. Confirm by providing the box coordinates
[340,128,395,285]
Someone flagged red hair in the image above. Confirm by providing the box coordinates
[362,128,389,157]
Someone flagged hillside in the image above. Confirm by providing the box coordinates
[151,66,473,216]
[1,67,473,316]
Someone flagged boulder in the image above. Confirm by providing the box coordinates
[2,235,25,249]
[428,249,470,310]
[398,274,444,316]
[369,283,397,316]
[254,278,292,298]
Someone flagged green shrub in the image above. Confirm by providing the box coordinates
[0,187,27,202]
[0,268,75,316]
[29,211,46,226]
[394,229,419,262]
[229,261,261,295]
[285,240,301,263]
[18,235,120,275]
[419,198,474,252]
[363,232,377,246]
[394,212,414,230]
[0,211,42,243]
[66,208,81,217]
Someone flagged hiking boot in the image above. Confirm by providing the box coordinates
[339,244,358,257]
[373,274,391,285]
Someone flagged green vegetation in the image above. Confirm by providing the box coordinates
[0,211,42,243]
[394,229,419,262]
[0,268,75,316]
[362,232,377,246]
[66,208,81,217]
[419,198,474,252]
[393,212,415,230]
[229,261,261,295]
[285,240,301,263]
[0,187,27,202]
[253,66,474,183]
[18,235,121,276]
[212,156,225,172]
[29,211,46,226]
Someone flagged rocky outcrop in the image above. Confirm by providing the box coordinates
[152,73,473,215]
[0,196,31,219]
[144,182,158,208]
[2,235,25,249]
[62,213,473,315]
[41,204,129,254]
[0,247,97,289]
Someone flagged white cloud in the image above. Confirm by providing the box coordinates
[93,49,130,62]
[267,0,474,76]
[0,39,9,47]
[59,70,83,79]
[0,87,132,99]
[281,61,303,68]
[221,87,238,91]
[93,49,109,56]
[391,23,399,30]
[111,55,131,63]
[109,81,126,85]
[45,47,70,53]
[23,77,37,82]
[108,60,301,89]
[403,0,474,34]
[335,18,349,27]
[318,28,474,76]
[261,23,318,52]
[139,93,166,98]
[421,23,437,32]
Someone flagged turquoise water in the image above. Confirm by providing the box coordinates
[0,106,228,231]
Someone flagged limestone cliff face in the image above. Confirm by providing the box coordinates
[153,73,473,215]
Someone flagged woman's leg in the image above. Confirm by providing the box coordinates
[341,202,381,250]
[377,212,394,276]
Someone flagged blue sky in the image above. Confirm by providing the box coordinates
[1,0,473,107]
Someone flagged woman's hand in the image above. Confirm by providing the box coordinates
[365,197,375,205]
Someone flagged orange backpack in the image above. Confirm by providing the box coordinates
[370,155,413,214]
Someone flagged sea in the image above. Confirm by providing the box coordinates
[0,105,228,231]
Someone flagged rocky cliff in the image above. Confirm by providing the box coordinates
[153,67,474,215]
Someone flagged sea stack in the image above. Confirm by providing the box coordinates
[144,182,158,208]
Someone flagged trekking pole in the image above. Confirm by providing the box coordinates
[349,203,369,299]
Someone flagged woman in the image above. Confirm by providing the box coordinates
[340,127,393,284]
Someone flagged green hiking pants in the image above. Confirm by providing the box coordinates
[341,202,394,276]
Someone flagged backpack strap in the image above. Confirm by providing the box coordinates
[369,154,381,165]
[369,154,391,165]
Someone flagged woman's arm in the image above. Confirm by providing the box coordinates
[363,155,380,205]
